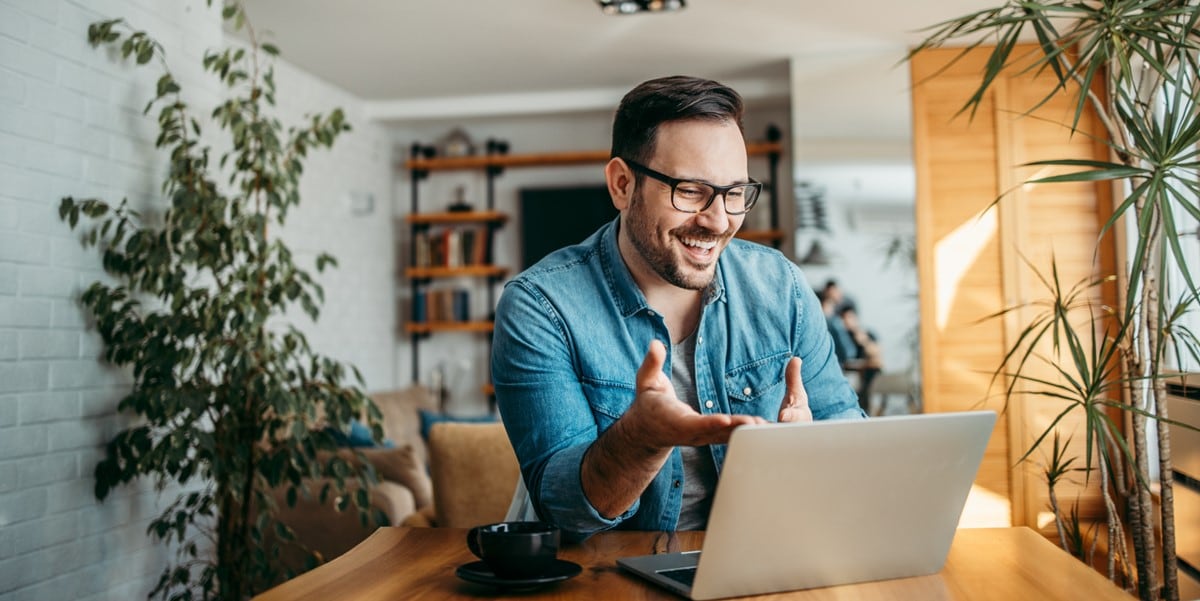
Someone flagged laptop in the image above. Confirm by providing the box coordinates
[617,410,996,600]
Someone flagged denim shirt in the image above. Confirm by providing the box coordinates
[492,219,864,541]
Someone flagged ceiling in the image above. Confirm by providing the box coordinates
[237,0,995,107]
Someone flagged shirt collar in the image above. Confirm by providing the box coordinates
[598,217,728,317]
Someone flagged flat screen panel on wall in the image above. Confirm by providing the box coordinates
[520,185,617,269]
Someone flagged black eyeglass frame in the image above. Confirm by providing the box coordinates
[622,158,762,215]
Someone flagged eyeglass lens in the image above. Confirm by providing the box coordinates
[673,181,759,214]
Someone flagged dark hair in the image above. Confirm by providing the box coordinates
[611,75,745,165]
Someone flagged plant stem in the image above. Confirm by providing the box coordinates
[1049,482,1070,553]
[1135,203,1163,600]
[1159,386,1179,601]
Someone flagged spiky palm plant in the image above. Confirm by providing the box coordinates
[912,3,1200,600]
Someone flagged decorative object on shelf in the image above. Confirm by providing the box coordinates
[597,0,685,15]
[437,127,476,157]
[447,185,473,212]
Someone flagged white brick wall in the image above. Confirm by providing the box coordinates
[269,55,396,390]
[0,1,396,599]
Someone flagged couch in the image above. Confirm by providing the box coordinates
[269,387,524,574]
[269,387,440,571]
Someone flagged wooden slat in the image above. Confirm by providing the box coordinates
[404,321,493,335]
[405,265,507,279]
[735,229,784,243]
[403,142,784,172]
[404,210,507,225]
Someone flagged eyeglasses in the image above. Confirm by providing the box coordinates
[623,159,761,215]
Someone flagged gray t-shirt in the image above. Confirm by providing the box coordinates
[671,331,719,530]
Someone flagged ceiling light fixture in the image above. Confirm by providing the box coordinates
[597,0,686,15]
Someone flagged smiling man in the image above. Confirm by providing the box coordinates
[492,76,863,541]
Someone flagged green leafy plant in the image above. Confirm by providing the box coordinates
[912,3,1200,599]
[59,3,384,599]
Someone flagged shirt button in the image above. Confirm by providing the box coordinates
[698,336,703,345]
[743,386,752,395]
[705,400,713,409]
[647,309,656,317]
[673,480,681,488]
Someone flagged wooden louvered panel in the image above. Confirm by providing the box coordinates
[913,44,1118,529]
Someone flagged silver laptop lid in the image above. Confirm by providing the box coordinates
[690,411,996,600]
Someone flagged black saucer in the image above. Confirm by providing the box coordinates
[455,559,582,589]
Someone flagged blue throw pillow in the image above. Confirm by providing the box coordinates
[324,418,394,448]
[418,408,497,442]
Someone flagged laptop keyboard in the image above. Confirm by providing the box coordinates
[658,567,697,587]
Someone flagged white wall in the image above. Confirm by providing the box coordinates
[387,101,793,416]
[267,47,395,391]
[789,50,920,375]
[0,1,394,599]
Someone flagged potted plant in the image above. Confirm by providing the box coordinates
[911,4,1200,600]
[59,2,384,598]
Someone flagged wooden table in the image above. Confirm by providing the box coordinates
[253,527,1133,600]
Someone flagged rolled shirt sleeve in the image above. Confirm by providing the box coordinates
[492,280,637,539]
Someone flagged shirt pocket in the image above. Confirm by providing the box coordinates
[725,352,790,418]
[580,377,636,432]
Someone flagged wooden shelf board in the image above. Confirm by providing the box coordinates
[404,141,783,172]
[746,141,784,157]
[406,265,508,279]
[735,229,785,243]
[405,210,508,225]
[405,321,494,334]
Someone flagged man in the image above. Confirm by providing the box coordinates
[492,76,863,541]
[819,280,855,363]
[838,302,883,411]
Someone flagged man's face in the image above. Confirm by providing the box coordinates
[619,119,749,291]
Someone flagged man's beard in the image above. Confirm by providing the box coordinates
[624,189,734,291]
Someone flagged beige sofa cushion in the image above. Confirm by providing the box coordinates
[369,387,439,465]
[427,422,520,528]
[359,445,432,510]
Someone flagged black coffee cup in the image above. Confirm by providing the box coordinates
[466,521,560,579]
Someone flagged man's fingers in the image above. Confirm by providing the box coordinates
[778,357,813,423]
[681,413,754,445]
[636,340,668,393]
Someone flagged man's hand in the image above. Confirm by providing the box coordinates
[777,357,813,423]
[625,340,764,448]
[583,340,763,518]
[582,340,764,518]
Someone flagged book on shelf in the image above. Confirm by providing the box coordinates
[410,288,471,323]
[411,225,491,269]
